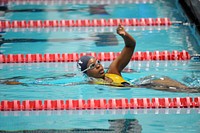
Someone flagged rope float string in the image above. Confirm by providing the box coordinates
[0,18,172,28]
[0,97,199,111]
[1,0,154,5]
[0,50,191,63]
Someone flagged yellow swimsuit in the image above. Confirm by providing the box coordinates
[92,73,130,87]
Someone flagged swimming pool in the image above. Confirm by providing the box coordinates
[0,0,200,132]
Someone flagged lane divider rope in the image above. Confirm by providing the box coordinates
[0,50,191,63]
[1,0,155,5]
[0,18,171,28]
[0,97,199,111]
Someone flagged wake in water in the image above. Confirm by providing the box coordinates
[182,72,200,88]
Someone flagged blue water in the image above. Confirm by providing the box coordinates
[0,109,200,132]
[1,0,200,132]
[1,25,200,55]
[4,1,180,20]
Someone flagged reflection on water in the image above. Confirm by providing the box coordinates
[109,119,142,133]
[94,32,118,46]
[0,118,142,133]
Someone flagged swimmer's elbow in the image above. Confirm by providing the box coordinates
[132,41,136,47]
[123,32,136,48]
[125,41,136,49]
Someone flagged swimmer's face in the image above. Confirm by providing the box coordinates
[86,58,105,78]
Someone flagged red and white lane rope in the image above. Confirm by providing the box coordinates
[0,18,172,28]
[0,0,155,6]
[0,50,191,63]
[0,97,199,111]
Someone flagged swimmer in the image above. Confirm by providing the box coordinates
[77,25,200,93]
[77,24,135,87]
[1,25,199,93]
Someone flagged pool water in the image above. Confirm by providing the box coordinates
[0,108,200,132]
[1,25,200,55]
[0,0,200,132]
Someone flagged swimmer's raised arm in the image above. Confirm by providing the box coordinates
[107,25,136,76]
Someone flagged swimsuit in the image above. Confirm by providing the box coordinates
[92,73,131,87]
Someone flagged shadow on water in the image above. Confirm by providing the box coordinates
[0,119,142,133]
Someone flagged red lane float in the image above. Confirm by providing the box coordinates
[0,50,191,63]
[0,0,154,5]
[0,97,199,111]
[0,18,171,29]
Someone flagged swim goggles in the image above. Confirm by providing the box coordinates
[82,60,101,73]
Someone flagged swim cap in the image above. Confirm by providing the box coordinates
[77,55,93,73]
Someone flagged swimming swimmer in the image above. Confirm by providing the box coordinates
[1,25,199,93]
[77,24,135,87]
[77,25,200,93]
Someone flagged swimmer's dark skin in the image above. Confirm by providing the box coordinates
[140,77,200,93]
[2,81,22,85]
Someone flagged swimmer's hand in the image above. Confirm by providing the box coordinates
[3,81,22,85]
[117,24,126,37]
